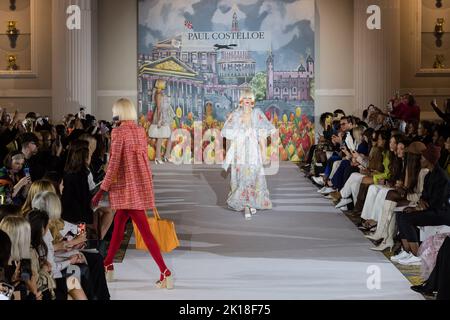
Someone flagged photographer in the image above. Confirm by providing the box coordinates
[0,151,31,206]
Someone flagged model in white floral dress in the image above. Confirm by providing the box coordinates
[221,93,276,220]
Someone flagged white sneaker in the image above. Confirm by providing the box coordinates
[397,254,422,266]
[320,187,335,194]
[317,187,327,193]
[390,250,410,263]
[340,206,348,211]
[335,198,352,209]
[312,176,325,186]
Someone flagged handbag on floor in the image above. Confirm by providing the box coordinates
[133,207,180,253]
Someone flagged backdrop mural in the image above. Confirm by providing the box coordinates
[138,0,315,162]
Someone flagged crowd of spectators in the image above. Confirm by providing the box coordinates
[0,109,113,300]
[302,94,450,299]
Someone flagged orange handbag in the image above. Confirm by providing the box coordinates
[133,207,180,253]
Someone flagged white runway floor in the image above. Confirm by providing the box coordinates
[108,163,423,300]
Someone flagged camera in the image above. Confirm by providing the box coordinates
[20,259,32,282]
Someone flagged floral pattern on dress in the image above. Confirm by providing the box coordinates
[221,108,276,212]
[418,233,450,280]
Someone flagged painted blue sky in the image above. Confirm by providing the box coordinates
[138,0,314,71]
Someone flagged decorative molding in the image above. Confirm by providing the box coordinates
[315,89,355,97]
[0,0,38,78]
[416,69,450,76]
[0,89,51,98]
[97,90,138,97]
[401,88,450,96]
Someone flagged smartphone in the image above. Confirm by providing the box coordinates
[77,222,86,235]
[20,259,32,282]
[24,167,30,178]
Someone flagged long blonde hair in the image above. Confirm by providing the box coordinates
[22,180,57,217]
[31,191,64,243]
[0,216,31,261]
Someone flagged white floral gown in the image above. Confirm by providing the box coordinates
[221,108,276,212]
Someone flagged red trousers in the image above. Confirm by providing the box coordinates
[104,209,168,274]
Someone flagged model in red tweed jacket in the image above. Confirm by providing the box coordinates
[100,120,154,210]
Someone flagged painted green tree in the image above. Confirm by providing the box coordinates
[250,72,267,101]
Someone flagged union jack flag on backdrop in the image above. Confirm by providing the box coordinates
[184,20,193,30]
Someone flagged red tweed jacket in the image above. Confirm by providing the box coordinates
[101,121,154,210]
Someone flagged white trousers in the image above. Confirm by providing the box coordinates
[340,172,364,202]
[329,160,342,180]
[361,185,392,221]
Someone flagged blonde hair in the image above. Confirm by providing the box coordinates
[32,191,64,243]
[32,192,62,221]
[155,79,166,91]
[112,98,138,121]
[0,216,31,261]
[22,180,57,217]
[239,89,255,106]
[353,126,364,144]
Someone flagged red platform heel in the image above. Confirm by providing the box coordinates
[155,269,173,290]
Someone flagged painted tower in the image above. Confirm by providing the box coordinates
[266,50,274,99]
[307,55,314,78]
[232,12,239,32]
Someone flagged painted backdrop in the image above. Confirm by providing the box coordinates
[138,0,315,162]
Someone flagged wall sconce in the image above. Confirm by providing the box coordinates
[7,54,18,71]
[436,0,443,8]
[435,18,445,47]
[7,21,19,49]
[9,0,16,10]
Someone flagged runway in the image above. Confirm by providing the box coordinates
[108,162,423,300]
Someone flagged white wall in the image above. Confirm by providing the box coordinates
[315,0,355,125]
[96,0,138,122]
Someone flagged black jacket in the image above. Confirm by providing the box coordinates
[26,151,63,182]
[61,169,93,224]
[422,165,450,215]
